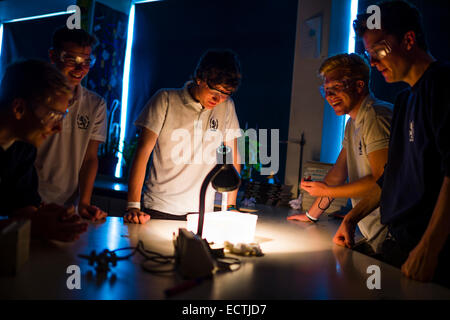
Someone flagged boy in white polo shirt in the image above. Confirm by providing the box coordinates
[125,50,242,223]
[288,53,392,254]
[35,27,107,222]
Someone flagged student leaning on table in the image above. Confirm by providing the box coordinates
[288,53,393,255]
[125,49,242,224]
[0,60,87,242]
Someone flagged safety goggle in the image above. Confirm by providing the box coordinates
[319,79,356,98]
[59,50,96,68]
[31,104,69,126]
[364,40,392,61]
[205,81,233,100]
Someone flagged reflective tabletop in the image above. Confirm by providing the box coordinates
[1,205,449,300]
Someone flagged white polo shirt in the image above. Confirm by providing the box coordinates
[135,82,241,215]
[35,85,107,206]
[343,94,392,252]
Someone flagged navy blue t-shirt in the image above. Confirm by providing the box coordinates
[379,61,450,251]
[0,141,41,216]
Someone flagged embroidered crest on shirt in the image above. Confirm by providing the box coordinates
[77,114,90,130]
[209,118,219,131]
[409,120,414,142]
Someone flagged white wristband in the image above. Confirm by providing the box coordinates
[127,202,141,210]
[305,211,318,222]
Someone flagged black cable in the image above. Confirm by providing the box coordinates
[79,240,243,275]
[79,240,176,274]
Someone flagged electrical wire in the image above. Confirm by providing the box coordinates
[78,240,176,274]
[79,240,243,275]
[113,240,176,273]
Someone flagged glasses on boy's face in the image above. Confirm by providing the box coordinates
[319,79,355,98]
[58,50,96,68]
[205,81,233,100]
[365,40,392,61]
[30,103,69,126]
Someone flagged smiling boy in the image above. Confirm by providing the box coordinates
[34,27,107,222]
[287,53,392,254]
[334,1,450,286]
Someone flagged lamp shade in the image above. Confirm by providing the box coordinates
[188,211,258,245]
[197,144,241,237]
[212,164,241,192]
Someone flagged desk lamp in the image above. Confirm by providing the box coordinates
[175,144,241,279]
[197,144,241,237]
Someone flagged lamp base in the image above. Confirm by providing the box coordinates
[174,228,215,279]
[0,219,30,276]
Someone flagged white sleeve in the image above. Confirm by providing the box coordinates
[342,120,351,150]
[90,98,107,142]
[134,90,169,135]
[363,107,392,154]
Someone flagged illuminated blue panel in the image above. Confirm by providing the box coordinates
[115,4,136,178]
[134,0,161,3]
[0,24,3,58]
[320,0,358,164]
[344,0,359,126]
[348,0,359,54]
[115,0,163,178]
[3,10,74,23]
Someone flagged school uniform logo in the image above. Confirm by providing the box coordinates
[409,120,414,142]
[209,118,219,131]
[77,114,90,130]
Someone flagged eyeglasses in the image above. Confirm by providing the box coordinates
[319,79,356,98]
[59,50,96,68]
[205,81,233,100]
[30,103,69,126]
[365,40,392,61]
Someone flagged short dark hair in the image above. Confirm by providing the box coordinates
[0,59,72,112]
[193,49,242,91]
[52,26,98,50]
[353,0,428,51]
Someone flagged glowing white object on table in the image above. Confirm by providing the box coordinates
[187,211,258,245]
[221,192,228,211]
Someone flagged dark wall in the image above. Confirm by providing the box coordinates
[0,14,70,78]
[356,0,450,103]
[127,0,299,183]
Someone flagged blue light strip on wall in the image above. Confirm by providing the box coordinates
[348,0,359,53]
[344,0,359,126]
[134,0,160,4]
[115,4,136,178]
[3,10,74,24]
[0,24,3,58]
[115,0,162,178]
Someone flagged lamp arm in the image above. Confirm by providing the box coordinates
[197,163,224,237]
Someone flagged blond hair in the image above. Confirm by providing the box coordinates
[319,53,370,91]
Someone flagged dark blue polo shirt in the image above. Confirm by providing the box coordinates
[379,61,450,252]
[0,141,41,216]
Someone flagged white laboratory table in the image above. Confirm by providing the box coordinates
[1,205,449,300]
